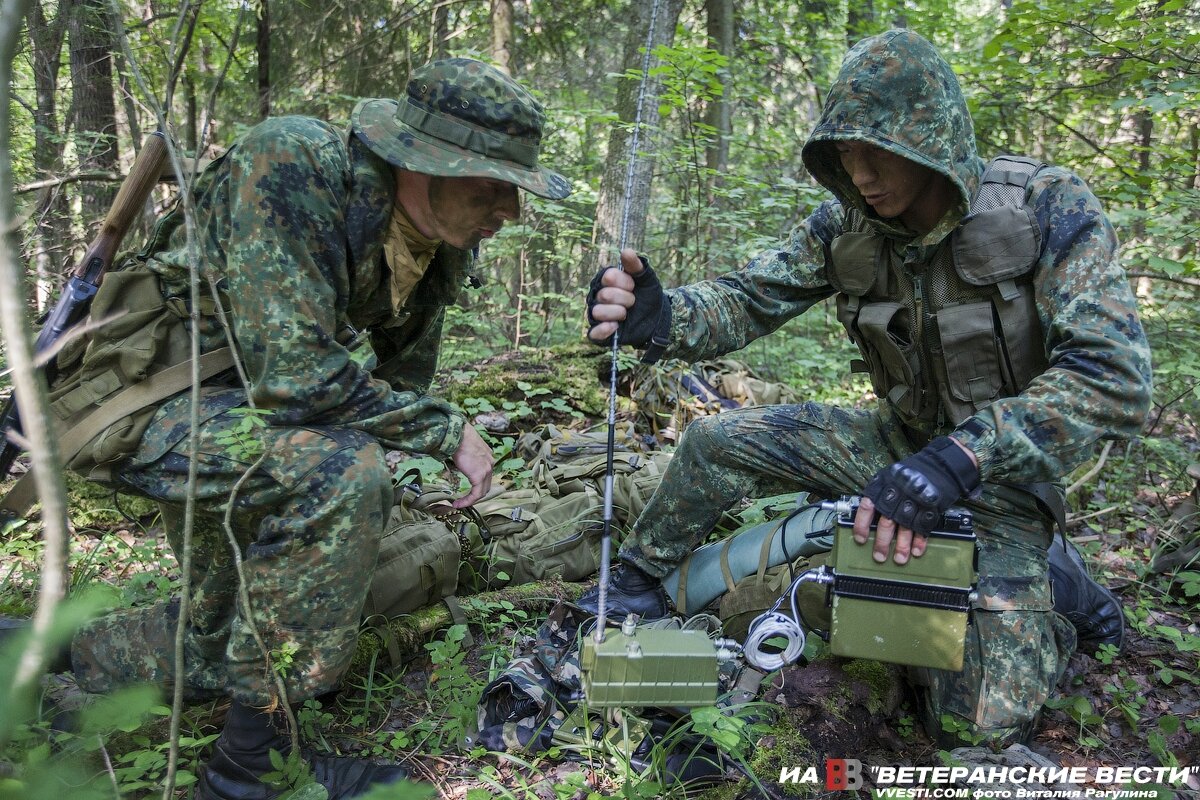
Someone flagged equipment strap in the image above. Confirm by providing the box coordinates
[0,347,235,520]
[443,595,475,649]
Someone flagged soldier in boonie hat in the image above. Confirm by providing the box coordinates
[352,57,572,200]
[41,54,577,800]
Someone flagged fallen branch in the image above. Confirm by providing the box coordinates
[1066,440,1114,497]
[353,579,589,667]
[16,170,123,194]
[1066,506,1118,527]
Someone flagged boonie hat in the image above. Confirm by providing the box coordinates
[352,57,572,200]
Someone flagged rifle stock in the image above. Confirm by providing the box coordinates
[0,132,171,482]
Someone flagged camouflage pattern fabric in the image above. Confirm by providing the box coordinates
[69,106,490,705]
[614,29,1147,745]
[352,58,571,200]
[475,603,587,751]
[72,387,393,704]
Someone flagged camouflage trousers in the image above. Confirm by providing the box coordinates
[70,386,393,706]
[620,402,1077,746]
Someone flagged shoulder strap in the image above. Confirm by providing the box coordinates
[973,155,1045,213]
[0,347,235,520]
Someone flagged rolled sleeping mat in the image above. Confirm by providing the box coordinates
[662,501,837,615]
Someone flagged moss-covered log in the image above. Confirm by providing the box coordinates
[353,578,588,668]
[435,342,611,422]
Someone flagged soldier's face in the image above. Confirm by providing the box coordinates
[425,176,521,249]
[836,141,954,233]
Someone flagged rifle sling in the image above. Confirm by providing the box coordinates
[1,347,235,520]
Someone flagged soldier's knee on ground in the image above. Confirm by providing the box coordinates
[910,606,1064,747]
[71,599,227,699]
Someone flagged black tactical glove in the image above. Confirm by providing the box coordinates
[862,436,981,535]
[586,256,671,363]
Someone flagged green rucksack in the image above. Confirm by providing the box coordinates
[362,482,480,620]
[472,447,672,588]
[362,428,673,619]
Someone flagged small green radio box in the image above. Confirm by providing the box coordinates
[827,499,978,671]
[580,623,721,708]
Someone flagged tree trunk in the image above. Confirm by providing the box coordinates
[26,0,69,310]
[67,0,118,229]
[846,0,874,45]
[1134,110,1153,299]
[584,0,685,278]
[182,75,198,154]
[490,0,514,75]
[257,0,271,119]
[430,2,450,60]
[703,0,732,181]
[1187,121,1199,260]
[0,0,77,750]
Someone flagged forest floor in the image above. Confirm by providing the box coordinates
[1,348,1198,799]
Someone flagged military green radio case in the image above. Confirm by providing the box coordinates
[580,625,721,708]
[827,501,978,671]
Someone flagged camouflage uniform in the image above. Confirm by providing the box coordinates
[71,60,570,707]
[617,30,1151,745]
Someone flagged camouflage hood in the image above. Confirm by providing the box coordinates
[352,57,572,200]
[801,29,985,238]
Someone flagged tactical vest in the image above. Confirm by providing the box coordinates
[828,155,1047,439]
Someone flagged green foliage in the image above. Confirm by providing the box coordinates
[260,746,325,799]
[5,1,1200,796]
[437,342,611,422]
[213,407,272,462]
[397,624,480,756]
[272,640,302,679]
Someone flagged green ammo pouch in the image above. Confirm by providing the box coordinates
[718,551,831,643]
[364,483,481,619]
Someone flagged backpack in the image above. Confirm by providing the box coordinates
[46,263,234,481]
[362,482,480,620]
[471,447,672,588]
[362,427,673,619]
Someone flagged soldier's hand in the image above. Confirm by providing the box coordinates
[853,496,926,565]
[586,249,669,353]
[451,424,494,508]
[854,437,980,564]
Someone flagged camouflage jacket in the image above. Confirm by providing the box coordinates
[140,116,470,459]
[659,30,1152,486]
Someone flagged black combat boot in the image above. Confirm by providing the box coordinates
[576,562,671,621]
[1048,540,1125,653]
[197,700,408,800]
[0,617,73,673]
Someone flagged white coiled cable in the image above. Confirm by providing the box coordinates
[743,611,806,671]
[741,568,833,671]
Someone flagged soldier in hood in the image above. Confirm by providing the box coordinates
[585,29,1150,746]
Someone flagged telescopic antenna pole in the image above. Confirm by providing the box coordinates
[595,0,664,643]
